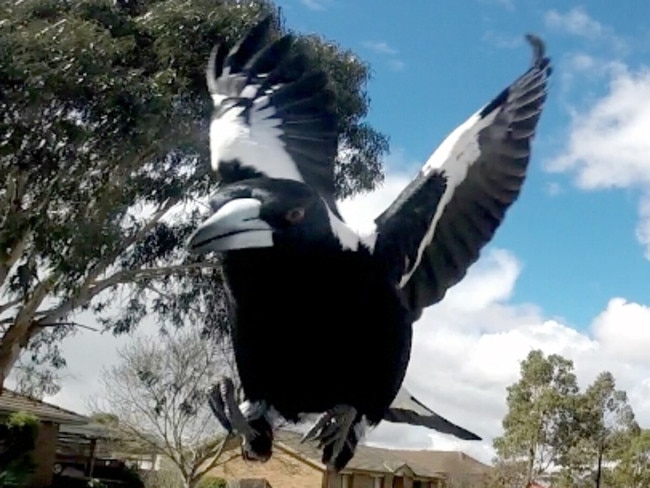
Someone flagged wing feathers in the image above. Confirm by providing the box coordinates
[373,34,552,314]
[206,17,340,210]
[385,387,481,441]
[225,16,274,75]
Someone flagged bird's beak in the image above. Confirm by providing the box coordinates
[187,198,273,254]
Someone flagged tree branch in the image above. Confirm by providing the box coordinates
[40,321,98,332]
[193,433,236,480]
[38,261,220,324]
[0,297,22,316]
[0,234,28,292]
[0,276,56,388]
[0,171,61,291]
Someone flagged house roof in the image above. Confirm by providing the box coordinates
[272,430,491,480]
[0,389,89,425]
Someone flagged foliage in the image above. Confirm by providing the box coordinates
[493,349,581,485]
[10,356,61,399]
[491,352,650,488]
[0,411,39,487]
[560,371,637,486]
[95,320,238,488]
[609,428,650,487]
[196,477,227,488]
[483,459,528,488]
[0,0,388,390]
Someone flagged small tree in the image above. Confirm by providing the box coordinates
[570,372,638,488]
[95,322,237,488]
[493,349,581,485]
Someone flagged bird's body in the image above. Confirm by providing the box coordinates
[187,16,552,471]
[224,244,413,425]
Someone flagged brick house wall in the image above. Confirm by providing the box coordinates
[208,448,323,487]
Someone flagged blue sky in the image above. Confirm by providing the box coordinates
[275,0,650,330]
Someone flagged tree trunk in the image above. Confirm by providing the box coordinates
[526,443,535,487]
[595,442,604,488]
[0,320,42,393]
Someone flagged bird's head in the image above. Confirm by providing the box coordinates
[187,178,360,255]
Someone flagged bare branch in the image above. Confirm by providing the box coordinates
[193,433,236,480]
[0,297,22,316]
[40,321,98,332]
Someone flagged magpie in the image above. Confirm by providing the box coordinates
[187,16,552,471]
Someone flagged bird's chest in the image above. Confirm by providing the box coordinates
[222,249,401,336]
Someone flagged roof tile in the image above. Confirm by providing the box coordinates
[0,389,89,425]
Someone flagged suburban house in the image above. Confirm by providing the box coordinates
[0,388,90,488]
[206,430,493,488]
[1,390,492,488]
[0,389,157,487]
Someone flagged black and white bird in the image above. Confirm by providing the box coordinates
[187,17,552,471]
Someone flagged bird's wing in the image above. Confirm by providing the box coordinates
[385,387,481,440]
[372,35,552,315]
[206,16,340,215]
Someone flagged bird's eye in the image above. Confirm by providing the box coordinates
[285,207,305,224]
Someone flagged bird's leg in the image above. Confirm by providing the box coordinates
[208,377,256,438]
[208,377,274,462]
[301,404,362,471]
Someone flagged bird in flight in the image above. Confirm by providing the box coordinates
[187,16,552,471]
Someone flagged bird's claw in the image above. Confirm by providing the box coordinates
[301,404,358,468]
[208,377,257,440]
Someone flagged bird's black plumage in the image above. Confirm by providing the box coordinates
[189,17,552,471]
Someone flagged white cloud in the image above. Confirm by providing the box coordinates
[548,66,650,190]
[482,31,523,50]
[545,7,606,40]
[362,41,397,56]
[299,0,327,11]
[592,298,650,364]
[546,63,650,256]
[27,169,650,468]
[361,41,405,72]
[544,7,627,56]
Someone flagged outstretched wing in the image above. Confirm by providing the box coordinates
[372,34,552,315]
[385,386,481,441]
[206,16,340,215]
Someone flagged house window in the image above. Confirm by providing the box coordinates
[373,477,382,488]
[413,481,424,488]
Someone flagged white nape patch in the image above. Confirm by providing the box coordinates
[325,203,362,252]
[209,96,305,182]
[399,108,498,288]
